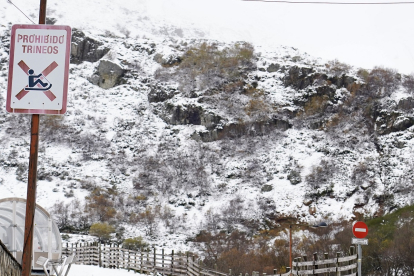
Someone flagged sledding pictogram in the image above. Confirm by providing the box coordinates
[26,69,52,91]
[15,60,58,101]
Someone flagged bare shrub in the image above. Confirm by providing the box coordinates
[85,187,118,223]
[351,162,374,189]
[402,73,414,94]
[326,59,351,77]
[221,197,244,231]
[51,198,90,232]
[155,42,256,95]
[195,230,289,275]
[306,159,337,189]
[358,66,400,98]
[139,206,159,236]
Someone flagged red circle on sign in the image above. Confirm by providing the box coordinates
[353,221,368,239]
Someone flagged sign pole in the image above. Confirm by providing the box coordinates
[21,1,46,276]
[357,244,362,276]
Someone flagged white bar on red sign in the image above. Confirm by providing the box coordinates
[355,228,367,232]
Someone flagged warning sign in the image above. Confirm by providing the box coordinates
[6,24,71,114]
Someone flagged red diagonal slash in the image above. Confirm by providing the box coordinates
[15,60,58,101]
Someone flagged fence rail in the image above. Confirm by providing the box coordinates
[0,239,22,276]
[291,247,358,276]
[63,243,356,276]
[63,243,224,276]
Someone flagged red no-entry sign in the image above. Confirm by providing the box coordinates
[353,221,368,239]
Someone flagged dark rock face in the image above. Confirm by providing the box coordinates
[70,29,110,64]
[376,110,414,135]
[266,63,280,73]
[397,97,414,110]
[157,100,292,142]
[261,185,273,192]
[287,170,301,185]
[89,60,125,89]
[148,86,177,103]
[284,66,356,91]
[153,53,182,67]
[163,104,222,128]
[283,66,314,90]
[328,75,356,89]
[196,116,292,142]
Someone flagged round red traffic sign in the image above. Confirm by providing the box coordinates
[353,221,368,239]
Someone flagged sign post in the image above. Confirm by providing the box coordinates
[352,221,369,276]
[6,2,71,276]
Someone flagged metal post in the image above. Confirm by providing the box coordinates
[289,225,292,276]
[21,2,46,275]
[21,117,41,275]
[357,244,362,276]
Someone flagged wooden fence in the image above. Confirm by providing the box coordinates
[63,243,231,276]
[63,243,356,276]
[291,247,357,276]
[0,239,22,276]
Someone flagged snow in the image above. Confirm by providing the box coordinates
[69,264,145,276]
[2,0,414,73]
[1,0,414,266]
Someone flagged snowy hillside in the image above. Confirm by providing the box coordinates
[1,0,414,254]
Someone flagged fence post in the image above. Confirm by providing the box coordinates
[146,248,150,271]
[102,243,106,268]
[349,246,355,275]
[335,252,340,276]
[110,243,113,269]
[323,253,328,276]
[313,253,318,275]
[229,269,232,276]
[113,243,116,269]
[118,244,121,269]
[99,243,102,267]
[301,256,307,273]
[140,248,143,274]
[153,247,156,269]
[296,257,302,276]
[135,248,137,273]
[163,249,166,275]
[126,245,128,269]
[273,269,277,276]
[88,242,91,265]
[171,250,175,276]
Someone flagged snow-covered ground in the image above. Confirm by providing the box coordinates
[1,0,414,256]
[69,264,145,276]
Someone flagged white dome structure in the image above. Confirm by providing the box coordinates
[0,198,62,270]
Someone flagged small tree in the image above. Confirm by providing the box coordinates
[89,222,115,242]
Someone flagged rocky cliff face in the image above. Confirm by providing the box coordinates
[70,29,110,64]
[1,26,414,244]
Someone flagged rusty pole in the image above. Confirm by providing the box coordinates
[289,225,292,276]
[21,2,46,276]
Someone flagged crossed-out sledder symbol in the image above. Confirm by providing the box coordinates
[16,60,58,101]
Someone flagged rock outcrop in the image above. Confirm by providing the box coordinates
[89,60,126,89]
[71,29,110,64]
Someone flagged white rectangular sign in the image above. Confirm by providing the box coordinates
[352,238,368,245]
[6,24,71,114]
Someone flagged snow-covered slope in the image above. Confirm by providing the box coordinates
[1,0,414,250]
